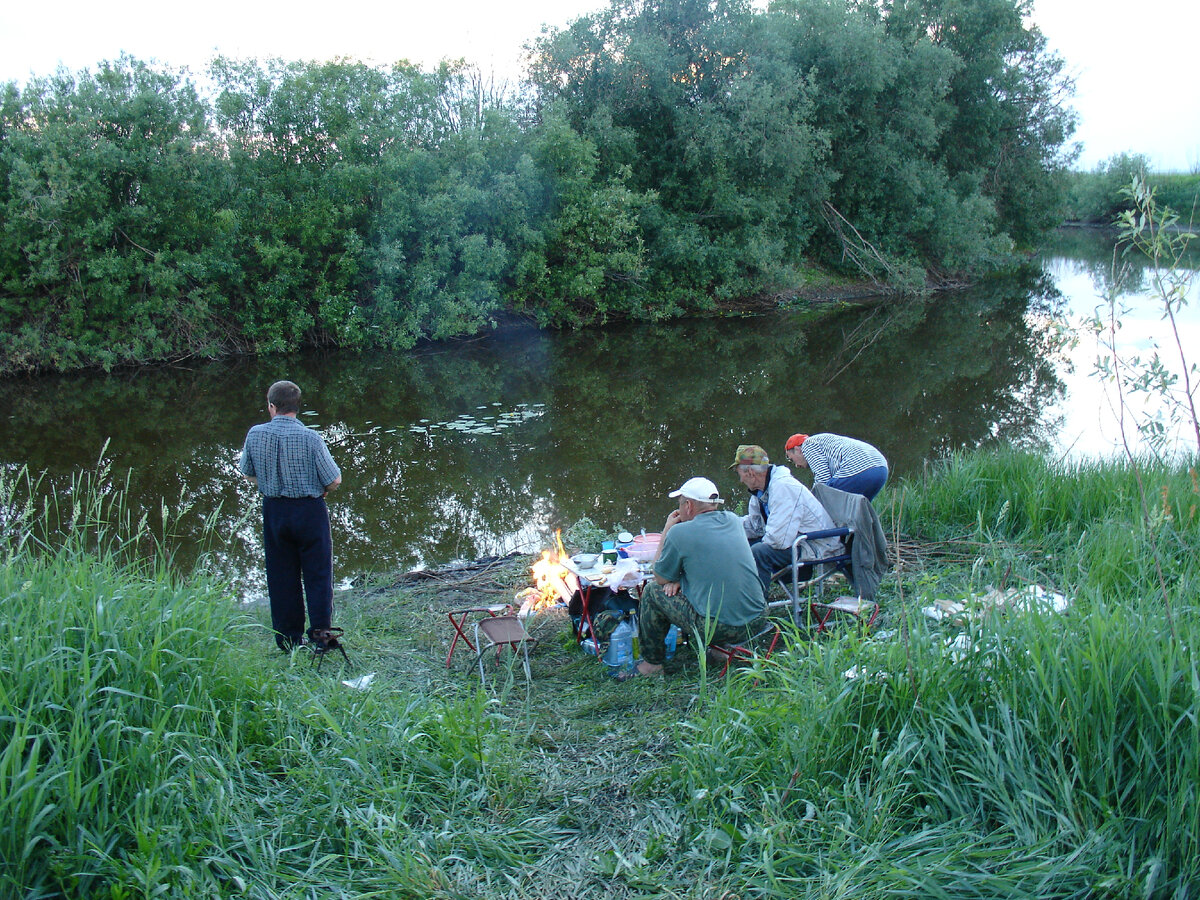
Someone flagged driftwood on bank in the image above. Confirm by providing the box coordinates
[365,551,530,597]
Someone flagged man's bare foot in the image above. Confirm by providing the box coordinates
[616,660,664,681]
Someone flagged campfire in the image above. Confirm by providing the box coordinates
[520,530,576,614]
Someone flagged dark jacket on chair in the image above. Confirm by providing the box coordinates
[813,483,890,600]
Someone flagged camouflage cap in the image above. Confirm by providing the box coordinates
[728,444,770,468]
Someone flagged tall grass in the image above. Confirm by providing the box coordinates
[5,451,1199,897]
[669,451,1200,897]
[672,595,1199,896]
[892,449,1200,599]
[0,465,554,897]
[0,462,249,895]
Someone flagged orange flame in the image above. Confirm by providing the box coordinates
[529,530,573,610]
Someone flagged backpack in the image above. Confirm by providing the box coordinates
[569,587,637,642]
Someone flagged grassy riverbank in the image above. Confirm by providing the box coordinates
[3,450,1198,898]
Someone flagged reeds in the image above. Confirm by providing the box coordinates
[671,589,1199,895]
[0,465,563,896]
[670,450,1200,897]
[893,449,1200,598]
[0,465,245,895]
[4,450,1199,897]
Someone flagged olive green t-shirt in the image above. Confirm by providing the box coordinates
[653,510,766,626]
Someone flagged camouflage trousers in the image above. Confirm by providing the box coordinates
[639,581,768,665]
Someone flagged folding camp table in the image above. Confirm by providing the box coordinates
[561,556,650,658]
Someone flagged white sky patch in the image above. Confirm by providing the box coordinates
[2,0,1196,170]
[1032,0,1200,171]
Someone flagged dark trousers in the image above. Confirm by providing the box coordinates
[749,539,813,595]
[828,466,888,501]
[262,497,333,647]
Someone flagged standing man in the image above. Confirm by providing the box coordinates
[732,444,840,594]
[619,477,767,681]
[239,380,342,653]
[785,432,888,501]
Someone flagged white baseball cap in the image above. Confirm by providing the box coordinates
[668,477,724,504]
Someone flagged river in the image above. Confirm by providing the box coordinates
[1,228,1195,598]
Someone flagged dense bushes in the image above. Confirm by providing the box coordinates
[1064,153,1200,224]
[1,0,1078,374]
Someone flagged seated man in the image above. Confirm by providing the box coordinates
[731,444,841,593]
[620,476,768,680]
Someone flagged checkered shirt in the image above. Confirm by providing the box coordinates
[239,415,341,498]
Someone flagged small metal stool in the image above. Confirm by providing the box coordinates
[473,615,538,686]
[446,604,513,667]
[310,627,351,671]
[707,621,781,677]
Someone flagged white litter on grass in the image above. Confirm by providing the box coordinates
[342,673,376,690]
[1007,584,1070,614]
[921,599,966,622]
[922,584,1071,623]
[843,665,890,681]
[944,633,976,661]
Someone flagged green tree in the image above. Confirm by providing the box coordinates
[768,0,1000,279]
[509,108,653,326]
[878,0,1077,246]
[1064,152,1151,223]
[529,0,830,306]
[208,58,453,351]
[0,57,227,371]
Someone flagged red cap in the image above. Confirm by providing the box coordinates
[785,434,808,451]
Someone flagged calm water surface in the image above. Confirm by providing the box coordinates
[2,230,1194,597]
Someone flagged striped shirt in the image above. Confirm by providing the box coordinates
[801,433,887,485]
[239,415,341,498]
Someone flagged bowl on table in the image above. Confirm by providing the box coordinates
[624,533,661,562]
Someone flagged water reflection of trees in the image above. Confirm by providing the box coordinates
[0,272,1067,582]
[1044,227,1200,300]
[536,265,1067,525]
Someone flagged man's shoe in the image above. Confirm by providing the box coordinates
[276,633,305,653]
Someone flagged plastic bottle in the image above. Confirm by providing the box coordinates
[630,613,639,660]
[580,638,600,657]
[664,624,679,661]
[604,618,635,672]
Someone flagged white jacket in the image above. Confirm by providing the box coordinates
[742,465,841,557]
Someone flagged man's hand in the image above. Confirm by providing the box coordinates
[662,581,681,597]
[663,509,683,532]
[322,475,343,498]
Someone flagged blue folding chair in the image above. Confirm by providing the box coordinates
[768,484,888,631]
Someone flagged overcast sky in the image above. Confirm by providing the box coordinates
[2,0,1197,172]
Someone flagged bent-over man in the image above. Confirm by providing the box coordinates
[239,380,342,652]
[619,476,768,680]
[786,432,888,501]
